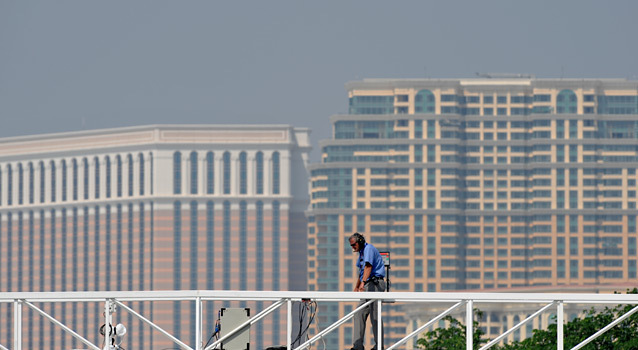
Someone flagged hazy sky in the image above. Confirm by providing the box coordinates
[1,1,637,158]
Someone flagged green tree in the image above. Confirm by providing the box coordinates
[417,309,487,350]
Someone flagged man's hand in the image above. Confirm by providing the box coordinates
[357,284,365,292]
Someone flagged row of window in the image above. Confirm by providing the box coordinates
[173,151,280,196]
[0,153,151,207]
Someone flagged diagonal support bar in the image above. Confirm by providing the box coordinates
[114,300,193,350]
[295,299,375,350]
[571,304,638,350]
[386,301,465,350]
[479,301,555,350]
[24,301,100,350]
[206,299,287,350]
[0,343,9,350]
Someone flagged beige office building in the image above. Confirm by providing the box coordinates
[307,78,638,347]
[0,124,311,349]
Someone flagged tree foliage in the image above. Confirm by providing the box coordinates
[417,309,487,350]
[418,289,638,350]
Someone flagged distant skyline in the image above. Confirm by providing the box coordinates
[2,1,638,159]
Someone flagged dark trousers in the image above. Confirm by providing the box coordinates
[352,279,386,350]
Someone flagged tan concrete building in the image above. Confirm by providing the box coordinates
[307,78,638,347]
[0,124,311,349]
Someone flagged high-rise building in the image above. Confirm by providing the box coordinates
[0,124,311,349]
[307,78,638,347]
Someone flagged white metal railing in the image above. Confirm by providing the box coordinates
[1,290,638,350]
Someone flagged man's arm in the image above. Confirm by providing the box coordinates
[357,264,372,292]
[354,275,362,292]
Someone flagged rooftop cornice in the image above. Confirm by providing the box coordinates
[0,124,310,158]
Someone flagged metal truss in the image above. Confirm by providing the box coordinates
[1,290,638,350]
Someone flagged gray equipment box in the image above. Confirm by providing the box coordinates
[219,307,250,350]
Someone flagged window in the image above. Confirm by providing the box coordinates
[62,159,67,202]
[83,158,89,200]
[173,152,182,194]
[7,164,13,205]
[239,152,247,194]
[206,152,214,194]
[138,153,145,196]
[223,152,231,194]
[28,162,34,204]
[190,151,198,194]
[72,159,78,200]
[127,154,134,196]
[18,163,24,205]
[105,156,111,198]
[272,151,280,194]
[116,155,122,197]
[40,161,46,203]
[256,152,264,194]
[49,161,56,202]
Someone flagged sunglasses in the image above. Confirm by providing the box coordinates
[350,243,357,247]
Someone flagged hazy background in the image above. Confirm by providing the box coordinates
[1,1,637,159]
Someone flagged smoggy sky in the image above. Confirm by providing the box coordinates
[1,1,637,159]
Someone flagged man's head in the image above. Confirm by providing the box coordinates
[349,232,366,252]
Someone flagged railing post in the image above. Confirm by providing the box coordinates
[104,299,111,350]
[557,301,564,350]
[377,299,383,350]
[466,300,473,350]
[14,300,22,350]
[195,297,202,350]
[287,299,292,350]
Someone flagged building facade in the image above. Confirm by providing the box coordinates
[0,124,311,349]
[307,78,638,347]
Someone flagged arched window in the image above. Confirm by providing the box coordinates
[61,159,67,201]
[173,152,182,194]
[190,151,198,194]
[206,152,214,194]
[557,89,577,114]
[82,158,89,200]
[239,152,247,194]
[272,152,280,195]
[39,161,46,203]
[18,163,24,205]
[28,162,34,204]
[127,154,134,196]
[223,152,231,194]
[415,89,436,114]
[72,159,78,201]
[116,155,122,197]
[94,157,100,199]
[49,160,56,202]
[138,153,145,196]
[256,152,264,194]
[7,164,13,205]
[105,156,111,198]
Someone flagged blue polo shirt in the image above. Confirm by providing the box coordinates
[357,243,386,282]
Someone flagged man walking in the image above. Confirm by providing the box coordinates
[349,232,385,350]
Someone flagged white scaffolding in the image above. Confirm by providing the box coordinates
[1,290,638,350]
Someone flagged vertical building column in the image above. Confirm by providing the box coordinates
[55,160,63,203]
[231,151,239,196]
[281,151,291,197]
[198,151,206,195]
[215,155,223,196]
[264,154,272,196]
[100,156,107,199]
